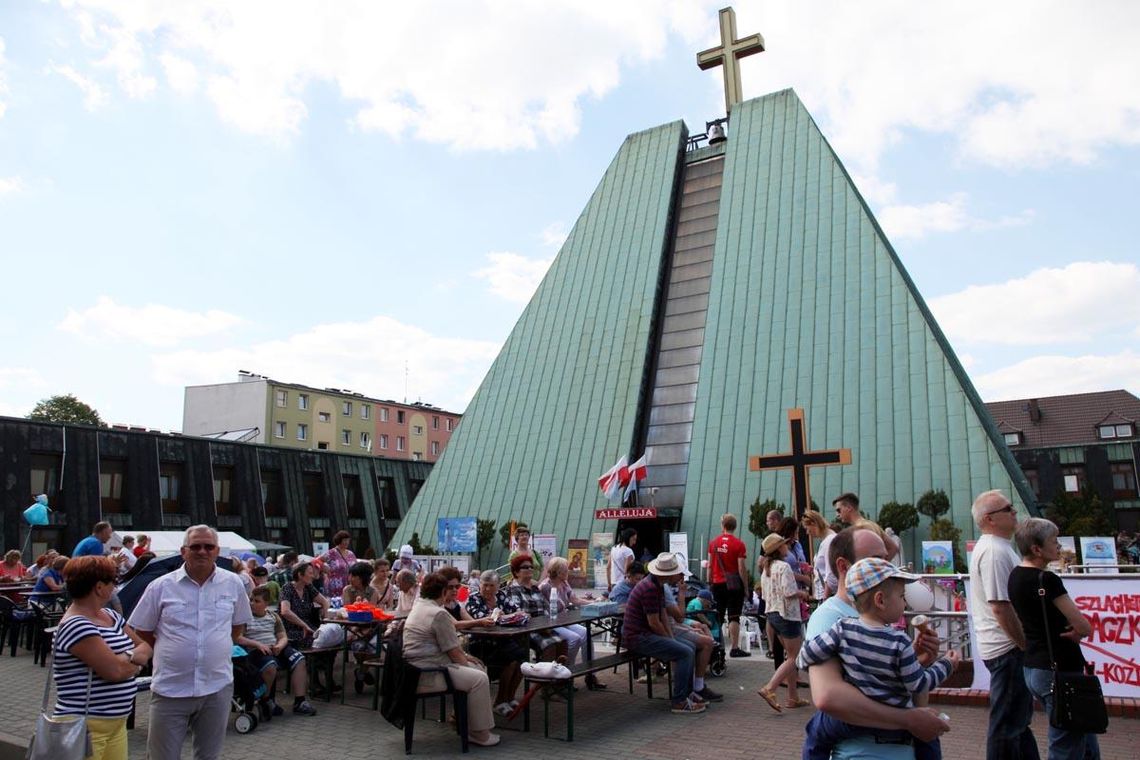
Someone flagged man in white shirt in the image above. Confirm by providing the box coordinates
[968,489,1039,760]
[129,525,253,760]
[113,536,137,579]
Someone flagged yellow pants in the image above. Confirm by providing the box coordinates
[85,716,127,760]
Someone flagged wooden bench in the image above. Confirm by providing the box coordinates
[296,645,341,701]
[520,651,639,741]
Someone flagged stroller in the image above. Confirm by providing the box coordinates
[684,584,726,677]
[231,646,267,734]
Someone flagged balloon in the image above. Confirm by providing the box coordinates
[23,498,50,526]
[904,580,935,612]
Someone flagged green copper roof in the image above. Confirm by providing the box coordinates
[390,121,687,552]
[682,89,1034,549]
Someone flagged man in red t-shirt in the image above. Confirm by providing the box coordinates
[708,513,749,657]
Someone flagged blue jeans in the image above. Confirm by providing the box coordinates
[1024,667,1102,760]
[631,633,693,704]
[802,710,940,760]
[983,648,1040,760]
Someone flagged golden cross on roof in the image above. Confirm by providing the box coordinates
[696,7,765,113]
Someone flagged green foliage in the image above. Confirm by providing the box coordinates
[929,518,966,572]
[916,489,951,523]
[408,531,436,556]
[476,519,496,565]
[27,394,105,426]
[748,497,784,541]
[1045,487,1113,538]
[877,501,919,535]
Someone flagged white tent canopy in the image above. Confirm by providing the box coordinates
[111,530,257,558]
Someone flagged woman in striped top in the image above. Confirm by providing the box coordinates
[52,556,151,760]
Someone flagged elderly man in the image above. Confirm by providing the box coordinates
[804,525,950,759]
[969,490,1038,760]
[766,509,784,533]
[129,525,253,760]
[623,552,706,715]
[73,521,113,557]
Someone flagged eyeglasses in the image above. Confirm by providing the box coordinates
[185,543,217,552]
[987,504,1015,516]
[518,565,533,571]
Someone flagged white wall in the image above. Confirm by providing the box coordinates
[182,379,267,441]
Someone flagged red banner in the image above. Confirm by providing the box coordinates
[594,507,657,520]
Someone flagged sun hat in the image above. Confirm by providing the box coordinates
[647,552,683,576]
[845,557,922,598]
[398,544,414,558]
[761,533,787,556]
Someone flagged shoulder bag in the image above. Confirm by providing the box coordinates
[26,635,93,760]
[1037,570,1108,735]
[715,544,743,591]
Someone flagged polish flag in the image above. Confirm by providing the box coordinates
[622,453,648,502]
[597,456,628,501]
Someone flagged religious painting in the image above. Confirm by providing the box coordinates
[567,539,589,589]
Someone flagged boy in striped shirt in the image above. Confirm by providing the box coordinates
[797,558,959,760]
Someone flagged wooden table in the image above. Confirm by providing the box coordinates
[319,613,405,704]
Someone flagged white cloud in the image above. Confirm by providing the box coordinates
[151,315,500,414]
[95,23,156,98]
[159,53,199,94]
[0,176,23,196]
[929,261,1140,345]
[47,62,109,110]
[471,252,554,304]
[877,192,1034,241]
[976,351,1140,402]
[57,0,716,149]
[0,367,46,391]
[539,222,569,249]
[58,296,242,347]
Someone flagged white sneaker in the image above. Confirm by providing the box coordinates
[493,702,513,716]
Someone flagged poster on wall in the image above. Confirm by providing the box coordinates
[921,541,954,574]
[567,539,589,588]
[668,533,690,577]
[968,576,1140,698]
[533,534,558,569]
[437,517,477,553]
[1080,537,1119,574]
[312,542,329,558]
[592,532,614,589]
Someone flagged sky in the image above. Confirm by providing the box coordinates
[0,0,1137,432]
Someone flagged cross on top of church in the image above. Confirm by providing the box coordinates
[749,408,852,521]
[697,6,765,113]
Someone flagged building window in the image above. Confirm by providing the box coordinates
[343,475,363,519]
[1099,423,1135,440]
[297,423,308,441]
[1061,466,1084,493]
[380,407,389,422]
[100,459,126,512]
[298,394,309,410]
[1111,462,1138,498]
[274,421,286,438]
[413,425,424,435]
[303,473,324,518]
[318,411,331,423]
[361,405,370,420]
[261,470,284,517]
[317,442,329,450]
[30,454,62,503]
[360,432,371,449]
[159,464,182,513]
[396,436,406,451]
[1003,432,1021,446]
[432,415,439,430]
[341,429,351,445]
[1023,468,1039,498]
[275,389,287,407]
[213,465,233,515]
[397,410,405,424]
[431,441,439,456]
[412,451,422,461]
[342,401,353,416]
[379,434,388,449]
[446,418,453,432]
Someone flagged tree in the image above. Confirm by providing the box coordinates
[408,531,436,556]
[1046,487,1113,538]
[916,489,951,523]
[748,497,784,541]
[877,501,919,536]
[476,519,496,566]
[27,394,105,426]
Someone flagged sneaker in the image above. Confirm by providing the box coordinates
[697,686,724,703]
[690,691,707,704]
[729,648,752,658]
[493,702,513,716]
[266,699,283,717]
[293,700,317,716]
[671,697,707,715]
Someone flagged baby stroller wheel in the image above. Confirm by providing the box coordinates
[709,657,727,677]
[234,711,257,734]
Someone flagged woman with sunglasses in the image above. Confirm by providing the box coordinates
[466,569,527,715]
[52,556,151,760]
[506,554,565,661]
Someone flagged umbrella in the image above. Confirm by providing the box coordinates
[117,555,235,619]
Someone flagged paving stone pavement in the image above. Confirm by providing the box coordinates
[1,649,1136,759]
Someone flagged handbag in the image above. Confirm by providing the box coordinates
[715,547,743,591]
[26,638,93,760]
[1037,570,1108,735]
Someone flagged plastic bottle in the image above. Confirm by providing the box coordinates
[548,586,559,620]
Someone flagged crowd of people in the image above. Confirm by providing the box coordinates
[3,488,1111,760]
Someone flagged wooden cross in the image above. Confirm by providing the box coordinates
[696,6,765,113]
[749,408,852,520]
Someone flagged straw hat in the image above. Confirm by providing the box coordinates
[647,552,683,577]
[761,533,788,556]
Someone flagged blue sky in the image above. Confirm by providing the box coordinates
[1,1,1137,431]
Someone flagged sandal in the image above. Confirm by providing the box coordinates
[469,732,502,747]
[784,697,811,708]
[757,687,783,713]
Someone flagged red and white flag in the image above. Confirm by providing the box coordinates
[597,456,628,501]
[622,453,648,502]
